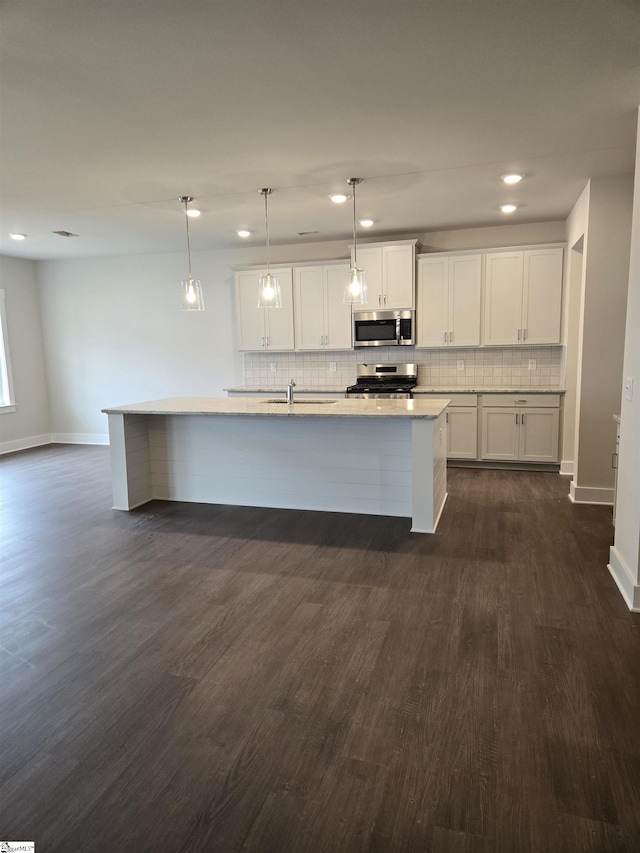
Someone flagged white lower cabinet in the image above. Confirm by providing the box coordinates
[480,394,560,463]
[415,394,478,460]
[446,407,478,459]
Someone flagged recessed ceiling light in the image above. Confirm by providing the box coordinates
[500,204,518,214]
[9,233,26,240]
[236,229,251,238]
[359,219,374,227]
[329,193,349,204]
[185,208,201,217]
[501,173,524,184]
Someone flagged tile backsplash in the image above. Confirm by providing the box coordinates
[243,346,564,388]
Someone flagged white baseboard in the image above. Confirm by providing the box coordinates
[0,433,52,455]
[559,460,574,476]
[608,546,640,612]
[51,433,109,445]
[569,481,614,506]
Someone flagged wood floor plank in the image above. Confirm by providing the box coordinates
[2,445,640,851]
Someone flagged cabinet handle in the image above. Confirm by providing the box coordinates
[521,413,526,425]
[261,336,265,347]
[515,399,527,403]
[612,453,618,469]
[449,331,453,342]
[384,294,387,305]
[445,412,449,423]
[443,331,447,343]
[378,294,382,306]
[517,328,522,341]
[516,413,519,425]
[266,336,270,347]
[523,328,528,340]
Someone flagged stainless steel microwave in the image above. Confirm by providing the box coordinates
[353,309,415,348]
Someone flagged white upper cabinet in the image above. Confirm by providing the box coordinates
[352,240,418,311]
[417,253,481,347]
[483,247,563,346]
[294,263,352,350]
[522,248,564,345]
[235,268,295,351]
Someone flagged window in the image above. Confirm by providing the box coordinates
[0,289,16,411]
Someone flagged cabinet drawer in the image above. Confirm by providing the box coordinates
[413,393,477,407]
[480,393,560,408]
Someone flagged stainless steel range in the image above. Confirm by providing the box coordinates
[346,363,418,399]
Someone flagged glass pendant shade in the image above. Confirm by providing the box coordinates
[181,277,205,311]
[344,267,368,304]
[257,272,282,308]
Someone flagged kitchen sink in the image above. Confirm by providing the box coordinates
[261,399,338,404]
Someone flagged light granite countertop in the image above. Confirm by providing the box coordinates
[103,396,450,419]
[412,386,565,394]
[225,385,564,395]
[224,385,346,394]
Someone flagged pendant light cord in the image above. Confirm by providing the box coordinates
[184,201,193,279]
[352,181,358,269]
[263,190,271,276]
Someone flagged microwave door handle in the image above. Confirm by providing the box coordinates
[396,317,401,343]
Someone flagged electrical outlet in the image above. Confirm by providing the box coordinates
[624,377,633,401]
[329,362,337,372]
[456,360,464,371]
[269,362,276,372]
[528,359,536,371]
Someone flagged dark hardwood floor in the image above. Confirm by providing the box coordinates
[1,444,639,852]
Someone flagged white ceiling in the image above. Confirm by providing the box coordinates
[1,0,639,261]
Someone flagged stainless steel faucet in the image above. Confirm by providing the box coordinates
[286,379,296,404]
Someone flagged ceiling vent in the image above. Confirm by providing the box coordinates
[52,230,79,237]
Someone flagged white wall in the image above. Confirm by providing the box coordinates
[569,175,634,504]
[419,220,565,252]
[608,107,640,611]
[561,184,590,474]
[0,255,51,452]
[37,250,242,442]
[35,222,566,442]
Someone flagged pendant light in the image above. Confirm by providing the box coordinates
[257,188,281,308]
[343,177,368,304]
[178,196,205,311]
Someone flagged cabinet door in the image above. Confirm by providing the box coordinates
[294,266,325,350]
[235,271,266,350]
[263,268,295,350]
[522,248,563,344]
[324,264,353,349]
[417,257,448,347]
[518,408,559,462]
[481,407,519,460]
[449,254,481,347]
[383,244,415,309]
[447,407,478,459]
[352,247,383,311]
[483,252,524,346]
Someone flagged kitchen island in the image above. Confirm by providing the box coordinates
[102,396,449,533]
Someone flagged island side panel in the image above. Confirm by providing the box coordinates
[107,413,153,510]
[147,414,414,519]
[411,412,448,533]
